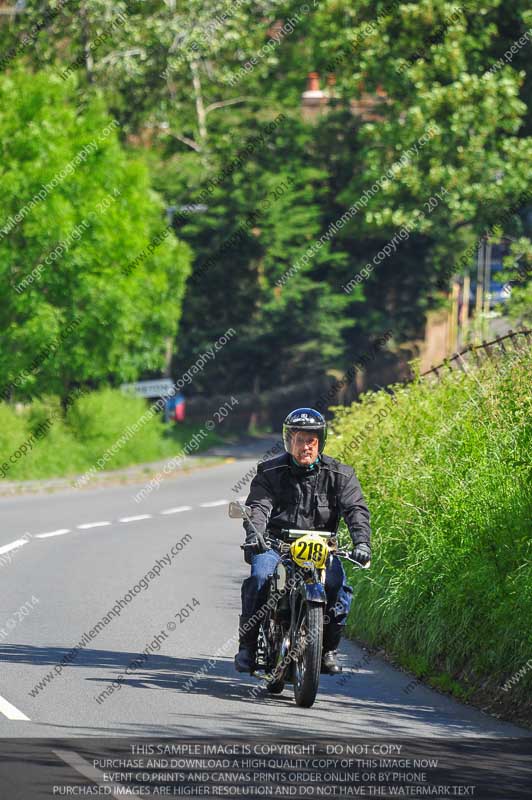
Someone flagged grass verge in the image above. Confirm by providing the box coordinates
[0,388,222,481]
[329,344,532,727]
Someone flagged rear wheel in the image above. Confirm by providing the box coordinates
[293,603,323,708]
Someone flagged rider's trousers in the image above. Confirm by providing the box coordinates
[241,549,353,627]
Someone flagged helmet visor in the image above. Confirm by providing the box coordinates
[283,424,326,455]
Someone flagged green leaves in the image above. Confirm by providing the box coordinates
[1,0,530,398]
[0,68,191,400]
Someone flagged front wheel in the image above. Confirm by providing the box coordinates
[293,603,323,708]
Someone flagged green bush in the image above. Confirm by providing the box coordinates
[329,345,532,710]
[66,388,164,467]
[14,394,85,479]
[0,403,30,479]
[0,388,217,480]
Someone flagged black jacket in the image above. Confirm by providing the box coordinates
[244,452,371,546]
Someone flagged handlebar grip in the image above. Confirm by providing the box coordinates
[338,552,371,569]
[241,537,272,552]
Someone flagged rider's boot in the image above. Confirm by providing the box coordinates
[234,615,259,673]
[321,621,343,674]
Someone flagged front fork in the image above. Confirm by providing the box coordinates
[289,567,327,653]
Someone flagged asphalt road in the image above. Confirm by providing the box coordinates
[0,454,529,742]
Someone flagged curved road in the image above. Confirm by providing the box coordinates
[0,455,528,742]
[0,458,532,800]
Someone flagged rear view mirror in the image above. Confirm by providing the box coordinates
[228,501,250,519]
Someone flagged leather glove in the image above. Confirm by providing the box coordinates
[351,542,371,566]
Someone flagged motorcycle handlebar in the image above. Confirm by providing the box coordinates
[336,549,371,569]
[280,528,335,538]
[240,530,271,553]
[241,539,370,569]
[237,508,369,568]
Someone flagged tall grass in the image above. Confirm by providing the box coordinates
[329,345,532,711]
[0,388,218,481]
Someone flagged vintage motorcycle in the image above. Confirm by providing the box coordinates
[229,500,369,708]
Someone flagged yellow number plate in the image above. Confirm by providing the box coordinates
[290,534,329,569]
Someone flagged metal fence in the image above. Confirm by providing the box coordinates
[419,328,532,382]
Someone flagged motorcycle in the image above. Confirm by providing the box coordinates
[228,500,370,708]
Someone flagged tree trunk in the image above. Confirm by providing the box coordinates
[79,1,94,83]
[190,60,207,145]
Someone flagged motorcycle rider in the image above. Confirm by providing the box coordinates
[235,407,371,675]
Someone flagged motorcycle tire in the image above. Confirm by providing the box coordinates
[293,602,323,708]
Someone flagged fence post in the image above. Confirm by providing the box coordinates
[471,346,483,366]
[482,339,493,360]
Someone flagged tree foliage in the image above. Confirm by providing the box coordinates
[0,1,530,396]
[0,68,191,400]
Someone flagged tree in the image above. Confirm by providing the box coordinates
[2,1,530,398]
[0,68,191,400]
[0,0,272,143]
[305,0,532,302]
[153,109,361,394]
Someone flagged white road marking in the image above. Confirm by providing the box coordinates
[0,538,30,556]
[200,499,228,508]
[35,529,71,539]
[160,506,193,515]
[77,521,111,530]
[0,694,29,721]
[119,514,152,523]
[53,750,130,799]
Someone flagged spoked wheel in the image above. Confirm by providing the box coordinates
[293,602,323,708]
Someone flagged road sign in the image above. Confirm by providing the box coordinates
[121,379,174,399]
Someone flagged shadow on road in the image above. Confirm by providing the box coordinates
[1,642,516,738]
